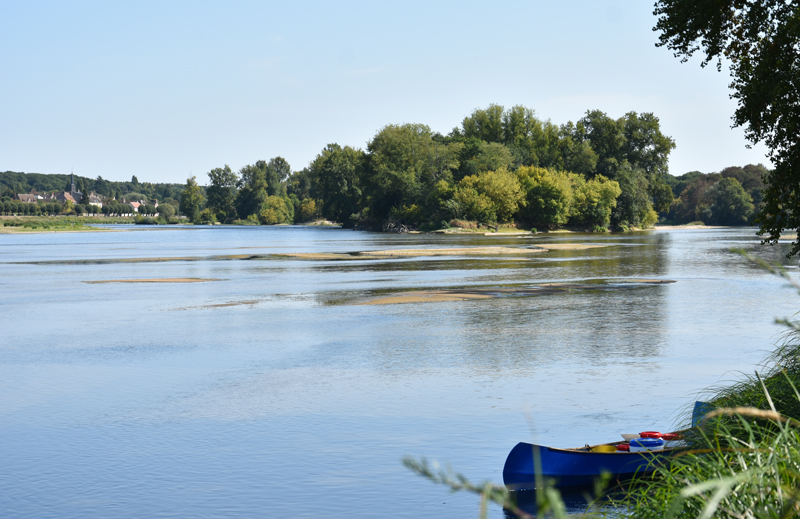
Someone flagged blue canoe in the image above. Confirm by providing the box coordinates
[502,441,673,489]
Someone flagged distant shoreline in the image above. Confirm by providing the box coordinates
[653,224,742,230]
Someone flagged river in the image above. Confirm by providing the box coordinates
[0,226,796,518]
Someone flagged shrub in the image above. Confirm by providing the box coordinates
[453,187,496,223]
[299,198,318,222]
[641,208,659,228]
[196,208,217,224]
[516,166,573,228]
[388,204,422,225]
[570,175,621,228]
[158,204,176,219]
[455,168,524,223]
[258,196,292,224]
[448,219,478,229]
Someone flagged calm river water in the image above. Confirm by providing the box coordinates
[0,226,797,518]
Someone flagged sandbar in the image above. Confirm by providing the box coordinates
[363,246,548,256]
[15,244,610,266]
[84,278,217,284]
[356,280,675,305]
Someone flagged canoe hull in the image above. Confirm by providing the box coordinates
[503,442,670,489]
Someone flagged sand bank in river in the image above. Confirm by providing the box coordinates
[277,244,608,260]
[84,278,218,284]
[17,243,610,265]
[356,280,675,305]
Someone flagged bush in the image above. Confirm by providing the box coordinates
[388,204,422,225]
[570,175,621,228]
[196,208,217,224]
[455,168,524,223]
[258,196,292,224]
[641,208,659,228]
[158,204,176,219]
[516,166,573,228]
[448,219,479,229]
[299,198,319,222]
[453,187,496,223]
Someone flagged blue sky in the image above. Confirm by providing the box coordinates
[0,1,771,185]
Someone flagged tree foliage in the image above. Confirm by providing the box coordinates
[653,0,800,255]
[311,144,365,226]
[180,176,205,223]
[705,177,755,226]
[206,165,238,222]
[666,166,763,226]
[570,175,622,228]
[235,163,269,219]
[516,166,573,228]
[7,103,687,232]
[258,195,292,224]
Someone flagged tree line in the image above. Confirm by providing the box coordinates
[0,200,166,217]
[0,171,186,205]
[188,105,689,231]
[2,105,769,231]
[663,165,766,226]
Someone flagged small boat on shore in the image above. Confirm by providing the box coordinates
[503,435,680,489]
[504,403,711,489]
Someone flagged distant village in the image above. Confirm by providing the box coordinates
[10,174,160,216]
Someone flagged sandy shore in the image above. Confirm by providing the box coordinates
[653,225,731,230]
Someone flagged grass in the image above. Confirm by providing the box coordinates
[0,216,138,231]
[0,216,90,231]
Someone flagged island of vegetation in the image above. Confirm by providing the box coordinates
[1,105,765,233]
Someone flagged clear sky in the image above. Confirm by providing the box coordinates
[0,0,772,185]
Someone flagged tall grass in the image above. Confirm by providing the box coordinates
[618,409,800,518]
[616,253,800,518]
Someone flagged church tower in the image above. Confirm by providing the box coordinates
[70,172,76,193]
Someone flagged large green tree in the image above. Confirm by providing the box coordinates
[365,123,461,225]
[311,144,365,226]
[265,157,291,197]
[653,0,800,255]
[235,163,269,219]
[206,165,238,222]
[705,177,755,226]
[573,110,675,223]
[462,104,505,143]
[455,168,524,223]
[179,176,205,223]
[516,166,573,228]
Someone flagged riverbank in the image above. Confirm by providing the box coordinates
[0,215,139,233]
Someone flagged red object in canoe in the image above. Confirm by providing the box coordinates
[639,431,662,438]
